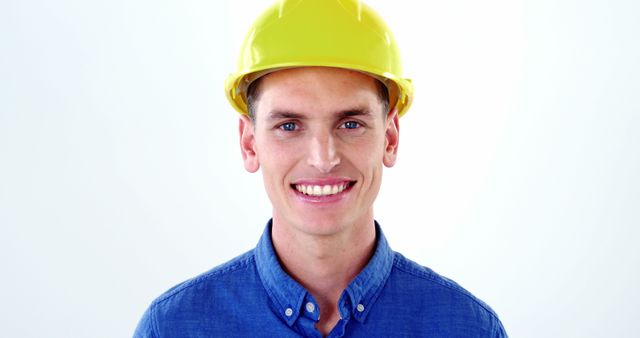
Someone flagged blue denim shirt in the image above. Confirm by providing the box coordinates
[134,221,507,337]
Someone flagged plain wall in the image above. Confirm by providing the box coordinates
[1,0,638,337]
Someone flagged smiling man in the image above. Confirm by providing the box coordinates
[134,1,506,337]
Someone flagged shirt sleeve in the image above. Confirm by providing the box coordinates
[494,316,508,338]
[133,303,157,338]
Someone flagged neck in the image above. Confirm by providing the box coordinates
[271,216,377,335]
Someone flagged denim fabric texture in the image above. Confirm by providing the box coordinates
[134,220,507,337]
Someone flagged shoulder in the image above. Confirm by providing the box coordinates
[384,252,506,336]
[153,249,256,306]
[133,250,260,337]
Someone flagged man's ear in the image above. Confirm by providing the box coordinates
[239,114,260,173]
[383,108,400,168]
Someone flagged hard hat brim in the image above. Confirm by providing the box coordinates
[225,63,413,118]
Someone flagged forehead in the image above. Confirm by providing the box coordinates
[255,67,381,117]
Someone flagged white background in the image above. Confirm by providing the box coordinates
[1,0,638,337]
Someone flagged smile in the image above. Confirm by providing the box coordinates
[292,182,354,197]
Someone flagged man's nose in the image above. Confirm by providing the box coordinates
[307,132,341,173]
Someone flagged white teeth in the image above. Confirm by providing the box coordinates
[294,183,350,196]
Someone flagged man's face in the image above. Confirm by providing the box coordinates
[239,67,399,237]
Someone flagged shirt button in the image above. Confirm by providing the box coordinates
[356,304,365,312]
[305,302,315,313]
[285,308,293,317]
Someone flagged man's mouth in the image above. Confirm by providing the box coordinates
[292,182,355,197]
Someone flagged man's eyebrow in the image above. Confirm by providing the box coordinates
[266,108,373,120]
[336,108,373,119]
[266,111,306,120]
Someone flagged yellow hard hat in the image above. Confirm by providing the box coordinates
[225,0,413,117]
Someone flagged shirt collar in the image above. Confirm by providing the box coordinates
[254,219,395,326]
[254,220,307,326]
[342,221,394,323]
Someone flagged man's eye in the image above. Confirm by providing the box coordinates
[279,122,297,131]
[341,121,360,129]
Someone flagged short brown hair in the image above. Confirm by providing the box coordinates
[246,75,390,120]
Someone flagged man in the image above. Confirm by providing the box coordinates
[134,0,507,337]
